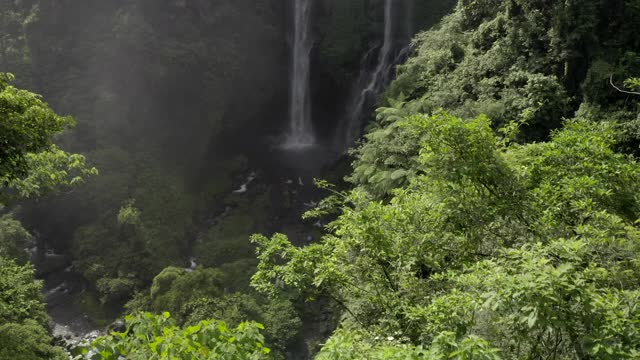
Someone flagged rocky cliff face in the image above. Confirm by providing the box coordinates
[4,0,455,161]
[18,0,288,169]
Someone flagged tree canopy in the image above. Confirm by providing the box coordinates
[2,0,640,358]
[0,257,67,360]
[84,312,272,360]
[0,73,96,358]
[0,72,97,203]
[253,112,640,358]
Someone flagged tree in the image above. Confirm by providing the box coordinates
[126,265,301,358]
[0,257,67,360]
[0,72,97,204]
[0,73,97,357]
[84,312,272,360]
[0,211,32,262]
[252,112,640,358]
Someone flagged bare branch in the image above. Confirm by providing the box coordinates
[610,75,640,96]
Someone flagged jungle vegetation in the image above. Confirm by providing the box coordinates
[1,0,640,359]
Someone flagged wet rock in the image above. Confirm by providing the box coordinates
[109,319,126,333]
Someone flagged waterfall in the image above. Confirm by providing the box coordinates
[283,0,315,149]
[337,0,404,152]
[335,0,414,151]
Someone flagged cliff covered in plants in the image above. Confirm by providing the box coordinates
[3,0,640,359]
[251,0,640,358]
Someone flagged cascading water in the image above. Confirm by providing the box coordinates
[337,0,395,151]
[283,0,315,149]
[337,0,409,152]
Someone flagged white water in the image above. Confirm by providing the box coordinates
[186,257,197,272]
[283,0,315,149]
[338,0,399,151]
[232,171,257,194]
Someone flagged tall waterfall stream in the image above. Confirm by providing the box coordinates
[283,0,315,149]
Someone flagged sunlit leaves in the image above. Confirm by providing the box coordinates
[0,73,97,204]
[86,312,271,360]
[2,145,97,201]
[625,78,640,91]
[0,73,73,179]
[253,111,640,358]
[315,329,502,360]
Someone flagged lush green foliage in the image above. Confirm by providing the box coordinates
[2,0,292,319]
[624,77,640,92]
[0,256,46,326]
[1,72,67,177]
[85,312,271,360]
[316,329,501,360]
[125,265,301,357]
[68,156,198,304]
[252,3,640,357]
[0,319,67,360]
[2,0,640,358]
[0,73,97,203]
[0,257,67,360]
[146,267,226,317]
[349,0,640,198]
[0,210,31,262]
[253,112,640,358]
[0,74,97,358]
[0,5,454,358]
